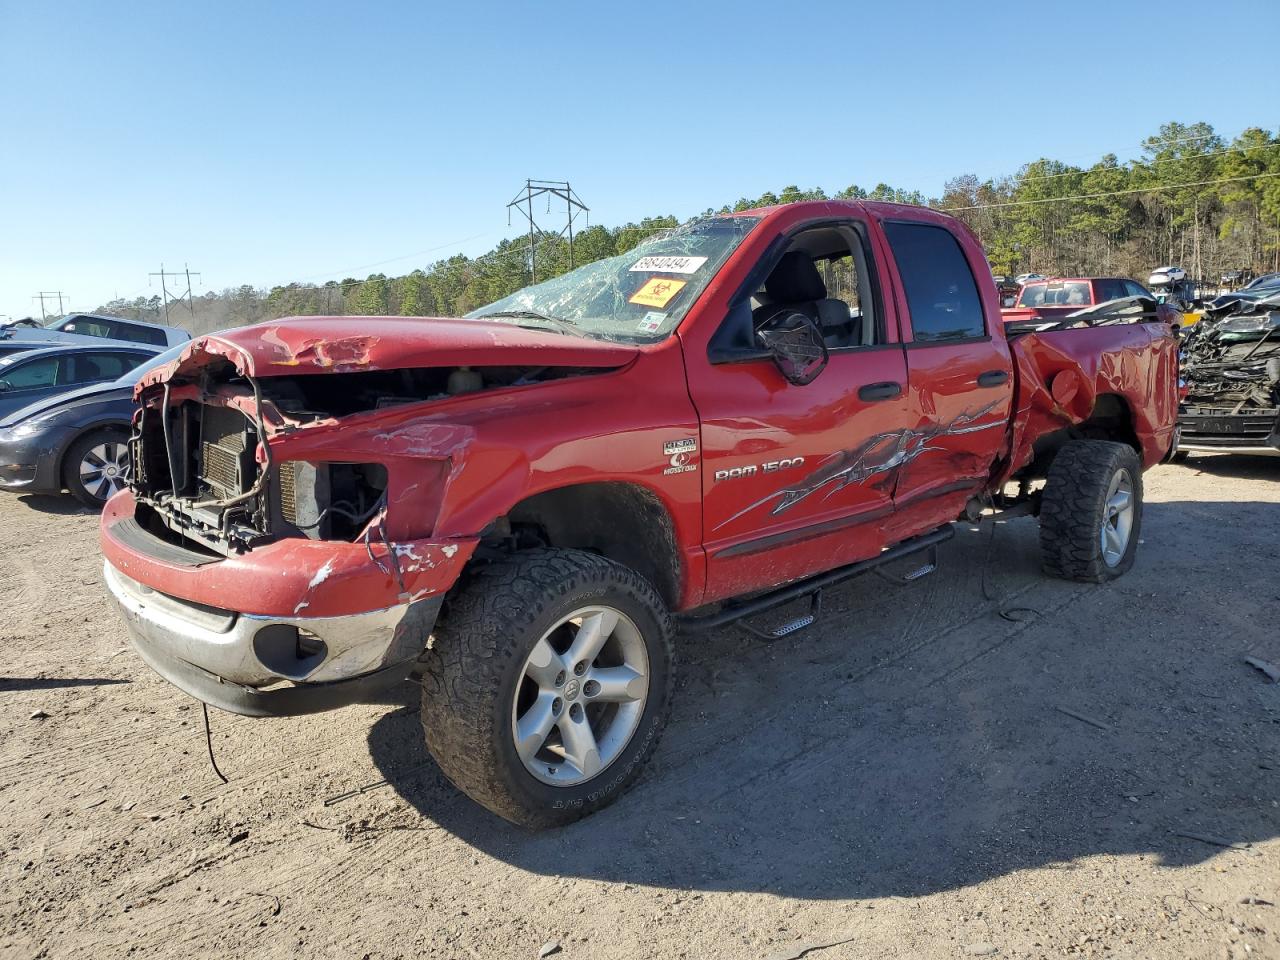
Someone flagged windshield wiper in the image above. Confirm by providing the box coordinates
[479,310,579,336]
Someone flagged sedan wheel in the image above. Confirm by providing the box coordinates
[64,429,132,508]
[80,441,131,501]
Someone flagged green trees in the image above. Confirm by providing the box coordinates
[93,120,1280,334]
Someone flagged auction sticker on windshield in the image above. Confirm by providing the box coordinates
[629,255,708,274]
[637,311,666,334]
[630,278,686,308]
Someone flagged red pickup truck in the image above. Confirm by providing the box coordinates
[101,201,1179,826]
[1002,276,1157,326]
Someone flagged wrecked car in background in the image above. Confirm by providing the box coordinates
[1177,287,1280,456]
[100,200,1178,828]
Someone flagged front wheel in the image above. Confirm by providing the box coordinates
[419,549,674,828]
[64,428,131,508]
[1039,440,1143,582]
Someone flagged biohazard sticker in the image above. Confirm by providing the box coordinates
[629,255,708,274]
[629,277,686,308]
[637,311,666,334]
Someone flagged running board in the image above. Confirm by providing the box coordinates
[678,525,954,639]
[736,593,823,642]
[874,544,939,584]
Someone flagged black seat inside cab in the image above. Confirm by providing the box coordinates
[752,251,860,348]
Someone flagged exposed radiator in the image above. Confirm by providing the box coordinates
[198,405,254,499]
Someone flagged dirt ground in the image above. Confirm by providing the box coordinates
[1,455,1278,960]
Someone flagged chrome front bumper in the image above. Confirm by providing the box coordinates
[104,561,442,716]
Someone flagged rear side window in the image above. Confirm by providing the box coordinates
[61,318,113,338]
[1094,279,1127,302]
[112,322,168,346]
[72,352,147,382]
[884,222,986,342]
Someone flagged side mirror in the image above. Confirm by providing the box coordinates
[757,311,829,385]
[0,380,11,393]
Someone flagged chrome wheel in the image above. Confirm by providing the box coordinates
[1100,468,1134,567]
[511,605,649,786]
[79,441,130,501]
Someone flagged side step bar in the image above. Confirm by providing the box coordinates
[677,524,954,638]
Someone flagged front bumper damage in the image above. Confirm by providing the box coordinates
[104,563,443,716]
[102,493,476,716]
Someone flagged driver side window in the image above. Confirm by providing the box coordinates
[749,225,880,350]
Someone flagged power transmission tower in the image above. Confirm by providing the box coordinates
[32,291,66,321]
[506,180,589,283]
[149,263,201,324]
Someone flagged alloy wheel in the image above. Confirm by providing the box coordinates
[511,605,650,786]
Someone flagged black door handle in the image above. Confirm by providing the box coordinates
[976,369,1009,387]
[858,381,902,402]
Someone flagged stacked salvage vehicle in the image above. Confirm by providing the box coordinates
[1177,282,1280,457]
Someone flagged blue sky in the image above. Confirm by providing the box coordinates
[2,0,1275,320]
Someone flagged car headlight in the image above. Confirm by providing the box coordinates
[8,410,68,439]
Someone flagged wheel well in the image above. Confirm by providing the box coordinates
[1021,393,1140,480]
[58,422,130,480]
[475,482,681,608]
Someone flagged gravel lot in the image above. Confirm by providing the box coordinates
[2,456,1278,960]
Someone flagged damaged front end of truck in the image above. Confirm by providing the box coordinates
[100,318,634,715]
[1178,292,1280,455]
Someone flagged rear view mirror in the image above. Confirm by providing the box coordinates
[757,311,829,386]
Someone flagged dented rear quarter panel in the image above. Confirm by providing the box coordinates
[1003,322,1179,481]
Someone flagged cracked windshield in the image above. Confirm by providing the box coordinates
[467,216,759,342]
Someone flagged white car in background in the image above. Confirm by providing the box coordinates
[1148,266,1187,286]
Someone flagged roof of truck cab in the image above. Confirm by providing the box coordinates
[721,199,951,220]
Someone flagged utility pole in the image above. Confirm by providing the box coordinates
[506,180,589,283]
[32,291,67,321]
[149,263,201,324]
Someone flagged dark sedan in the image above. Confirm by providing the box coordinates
[0,344,160,420]
[0,343,183,506]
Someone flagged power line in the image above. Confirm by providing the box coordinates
[148,264,200,324]
[941,171,1280,212]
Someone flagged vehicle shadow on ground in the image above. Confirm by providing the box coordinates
[1177,453,1280,481]
[367,499,1280,899]
[14,493,93,516]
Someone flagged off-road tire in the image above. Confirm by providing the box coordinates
[1039,440,1143,582]
[419,548,674,829]
[63,427,131,508]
